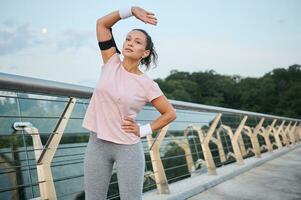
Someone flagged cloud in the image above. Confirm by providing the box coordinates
[0,19,49,55]
[55,29,95,51]
[0,64,20,71]
[0,18,96,56]
[276,19,286,24]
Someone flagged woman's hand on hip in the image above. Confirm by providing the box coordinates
[132,6,158,26]
[121,117,140,137]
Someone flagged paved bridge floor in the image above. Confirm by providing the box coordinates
[188,145,301,200]
[143,143,301,200]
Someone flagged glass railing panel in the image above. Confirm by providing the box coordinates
[17,95,69,118]
[0,133,36,199]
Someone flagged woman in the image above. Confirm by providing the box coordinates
[82,6,177,200]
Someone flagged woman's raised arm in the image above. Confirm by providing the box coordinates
[96,10,121,64]
[96,6,158,64]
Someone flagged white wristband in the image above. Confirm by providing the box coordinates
[119,6,133,19]
[139,123,153,138]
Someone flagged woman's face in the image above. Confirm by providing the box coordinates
[122,30,150,60]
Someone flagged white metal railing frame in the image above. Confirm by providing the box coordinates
[1,72,301,198]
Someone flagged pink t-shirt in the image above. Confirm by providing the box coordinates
[82,53,164,144]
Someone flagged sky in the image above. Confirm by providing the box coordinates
[0,0,300,87]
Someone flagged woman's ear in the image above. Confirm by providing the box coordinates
[142,50,150,59]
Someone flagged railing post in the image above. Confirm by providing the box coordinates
[190,123,226,173]
[299,123,301,142]
[259,119,275,152]
[243,125,261,158]
[207,127,226,163]
[293,122,299,142]
[296,123,301,142]
[238,133,247,157]
[283,122,291,146]
[216,128,227,163]
[288,122,297,145]
[21,97,76,200]
[273,120,285,149]
[147,124,170,194]
[197,113,222,175]
[222,115,248,165]
[253,117,264,157]
[170,133,195,174]
[193,113,222,175]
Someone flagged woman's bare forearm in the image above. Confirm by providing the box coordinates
[96,10,121,29]
[96,10,122,42]
[150,111,176,133]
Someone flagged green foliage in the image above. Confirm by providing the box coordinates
[162,142,190,183]
[155,64,301,118]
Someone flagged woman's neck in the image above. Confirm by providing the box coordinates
[122,57,142,74]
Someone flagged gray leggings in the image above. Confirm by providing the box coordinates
[84,132,145,200]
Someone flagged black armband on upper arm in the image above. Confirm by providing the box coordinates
[98,27,121,54]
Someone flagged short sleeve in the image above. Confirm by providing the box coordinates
[146,81,164,102]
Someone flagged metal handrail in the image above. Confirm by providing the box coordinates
[0,72,300,122]
[0,72,92,98]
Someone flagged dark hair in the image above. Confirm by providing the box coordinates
[132,28,158,71]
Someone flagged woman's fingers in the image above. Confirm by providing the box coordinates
[146,11,155,15]
[121,124,136,133]
[122,126,134,131]
[144,17,158,25]
[122,117,136,126]
[121,117,139,133]
[121,124,133,129]
[134,8,158,25]
[147,13,157,19]
[123,117,134,122]
[139,10,157,25]
[148,17,157,21]
[147,20,157,25]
